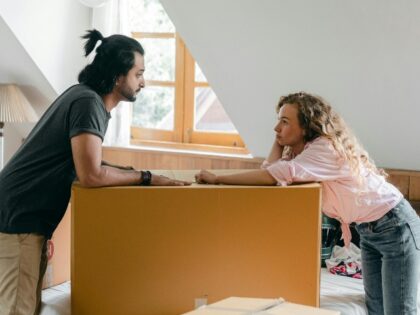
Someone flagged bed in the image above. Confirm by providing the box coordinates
[320,269,367,315]
[41,268,420,315]
[41,281,70,315]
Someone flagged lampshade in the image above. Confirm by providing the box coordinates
[0,84,38,123]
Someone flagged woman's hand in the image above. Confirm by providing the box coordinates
[195,170,219,184]
[266,138,285,163]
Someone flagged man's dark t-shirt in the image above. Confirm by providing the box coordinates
[0,84,110,238]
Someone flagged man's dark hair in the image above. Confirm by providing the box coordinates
[78,29,145,95]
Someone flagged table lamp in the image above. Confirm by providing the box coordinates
[0,84,38,169]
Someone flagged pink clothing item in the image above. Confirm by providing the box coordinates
[262,137,402,247]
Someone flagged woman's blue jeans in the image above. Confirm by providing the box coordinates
[356,199,420,315]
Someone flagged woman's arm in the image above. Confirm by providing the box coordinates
[266,139,284,163]
[195,138,283,186]
[196,138,343,187]
[195,169,277,185]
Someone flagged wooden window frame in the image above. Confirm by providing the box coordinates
[130,32,247,153]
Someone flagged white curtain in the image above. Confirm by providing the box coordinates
[92,0,132,147]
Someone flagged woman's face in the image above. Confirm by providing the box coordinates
[274,103,305,153]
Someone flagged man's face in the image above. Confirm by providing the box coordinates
[117,52,145,102]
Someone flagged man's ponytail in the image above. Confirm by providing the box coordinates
[81,29,104,57]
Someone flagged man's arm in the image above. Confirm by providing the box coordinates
[71,133,191,187]
[101,160,134,171]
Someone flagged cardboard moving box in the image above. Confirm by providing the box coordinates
[182,297,340,315]
[71,170,322,315]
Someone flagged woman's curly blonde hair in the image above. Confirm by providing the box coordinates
[277,92,387,182]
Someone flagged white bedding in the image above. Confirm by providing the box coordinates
[320,268,367,315]
[40,282,71,315]
[40,269,420,315]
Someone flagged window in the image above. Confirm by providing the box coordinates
[128,0,247,153]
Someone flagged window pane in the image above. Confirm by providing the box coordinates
[132,86,174,130]
[194,88,238,133]
[139,38,175,82]
[195,63,207,83]
[128,0,175,33]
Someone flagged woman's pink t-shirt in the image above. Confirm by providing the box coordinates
[262,137,402,246]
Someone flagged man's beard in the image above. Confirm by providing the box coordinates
[120,86,137,102]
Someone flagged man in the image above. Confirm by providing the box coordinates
[0,29,190,315]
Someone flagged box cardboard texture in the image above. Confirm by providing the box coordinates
[71,170,322,315]
[182,297,340,315]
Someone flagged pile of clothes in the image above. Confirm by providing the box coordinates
[325,242,362,279]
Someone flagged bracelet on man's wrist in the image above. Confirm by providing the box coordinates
[139,170,152,186]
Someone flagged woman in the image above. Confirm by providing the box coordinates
[195,92,420,315]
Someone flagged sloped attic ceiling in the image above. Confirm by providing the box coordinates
[160,0,420,170]
[0,15,56,117]
[0,15,57,161]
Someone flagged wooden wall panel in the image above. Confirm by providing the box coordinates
[387,173,410,198]
[409,175,420,201]
[102,146,263,170]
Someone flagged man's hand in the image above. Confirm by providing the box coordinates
[194,170,218,185]
[151,174,192,186]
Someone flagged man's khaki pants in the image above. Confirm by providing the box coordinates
[0,233,47,315]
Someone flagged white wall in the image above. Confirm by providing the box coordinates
[0,15,55,164]
[0,1,90,165]
[0,0,90,94]
[160,0,420,170]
